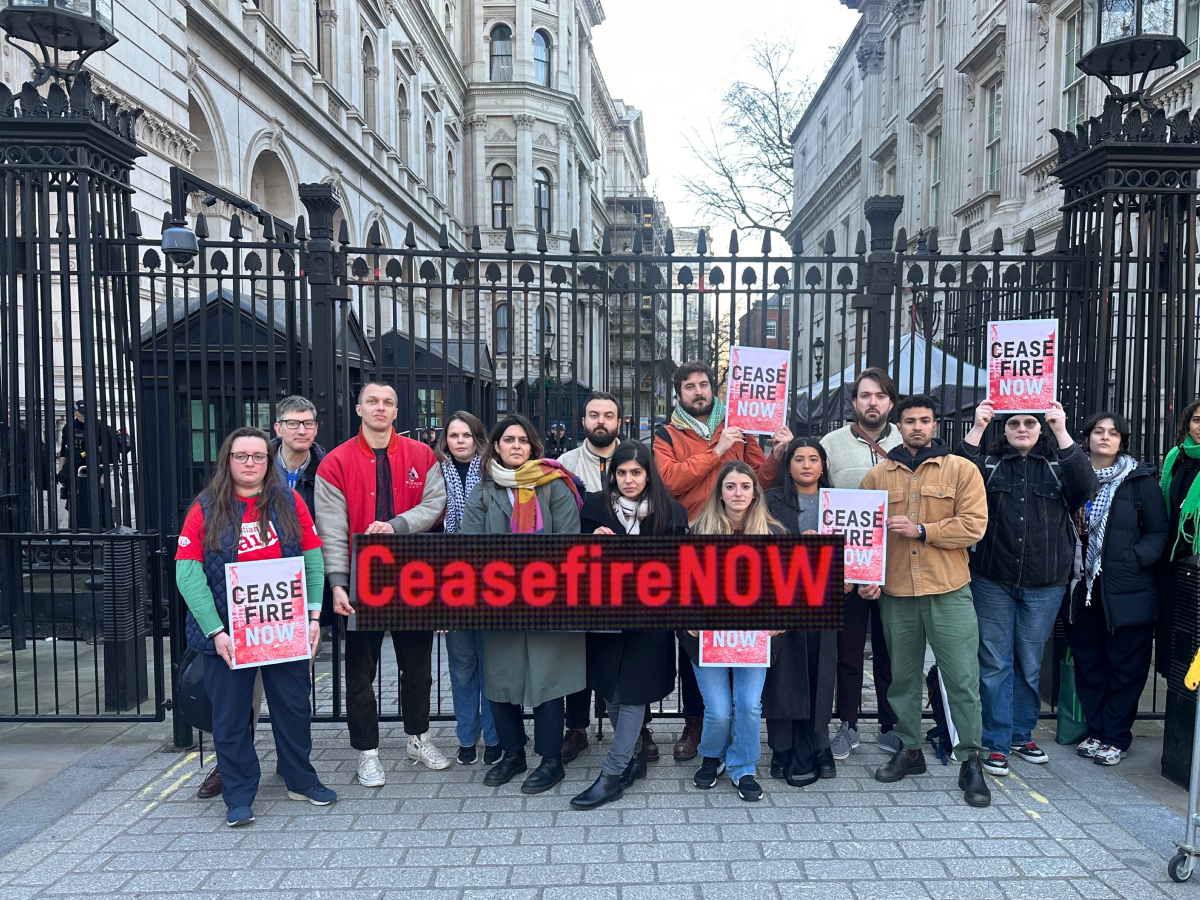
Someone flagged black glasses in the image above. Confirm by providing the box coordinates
[231,452,270,464]
[279,419,317,430]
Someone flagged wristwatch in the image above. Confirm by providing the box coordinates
[917,524,927,542]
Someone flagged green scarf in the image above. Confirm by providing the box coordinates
[1162,435,1200,557]
[671,397,727,441]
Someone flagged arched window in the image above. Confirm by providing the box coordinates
[534,31,551,87]
[491,164,514,229]
[447,150,456,217]
[425,121,436,189]
[396,85,409,162]
[490,25,513,82]
[362,39,378,129]
[534,169,552,233]
[495,302,511,354]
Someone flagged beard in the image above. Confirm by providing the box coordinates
[855,406,887,428]
[683,396,714,419]
[586,424,617,449]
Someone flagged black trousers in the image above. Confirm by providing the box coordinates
[767,632,824,777]
[1064,588,1154,752]
[491,697,565,758]
[344,630,434,749]
[679,642,704,717]
[836,588,895,732]
[566,688,593,730]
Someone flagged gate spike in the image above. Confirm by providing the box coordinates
[895,228,907,253]
[632,226,643,254]
[1056,228,1069,254]
[855,229,867,256]
[791,228,804,255]
[824,230,837,255]
[161,211,172,232]
[697,229,707,256]
[295,216,307,241]
[471,225,482,251]
[761,230,772,255]
[569,227,579,254]
[927,227,939,253]
[367,220,382,247]
[403,222,416,248]
[125,211,141,238]
[538,227,548,253]
[505,226,515,253]
[1022,228,1036,254]
[991,227,1005,253]
[665,229,675,255]
[57,209,70,236]
[339,218,351,245]
[262,216,275,241]
[229,214,243,240]
[438,222,450,249]
[195,213,209,240]
[728,229,739,255]
[958,227,972,253]
[601,230,612,255]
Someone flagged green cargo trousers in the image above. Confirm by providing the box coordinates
[878,585,984,761]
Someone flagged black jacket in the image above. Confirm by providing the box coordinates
[271,438,333,623]
[1065,462,1169,631]
[579,491,687,705]
[764,485,819,536]
[956,440,1098,588]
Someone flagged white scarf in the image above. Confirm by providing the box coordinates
[1084,454,1138,601]
[613,495,650,534]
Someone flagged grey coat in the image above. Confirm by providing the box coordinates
[459,476,586,707]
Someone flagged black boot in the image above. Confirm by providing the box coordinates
[816,747,837,779]
[521,756,565,794]
[958,750,992,808]
[570,773,624,810]
[618,745,648,789]
[484,749,527,787]
[875,748,927,783]
[769,750,791,780]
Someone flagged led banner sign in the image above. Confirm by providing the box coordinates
[350,534,844,631]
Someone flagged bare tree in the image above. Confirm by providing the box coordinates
[683,38,822,238]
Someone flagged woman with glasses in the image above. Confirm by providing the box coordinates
[175,426,335,827]
[956,400,1097,776]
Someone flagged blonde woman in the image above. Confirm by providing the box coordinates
[680,460,785,802]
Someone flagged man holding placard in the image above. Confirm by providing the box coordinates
[859,394,991,808]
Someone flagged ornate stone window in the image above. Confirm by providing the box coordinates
[492,164,514,228]
[490,25,513,82]
[535,168,552,232]
[534,30,552,87]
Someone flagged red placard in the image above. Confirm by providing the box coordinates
[725,346,790,435]
[987,319,1057,413]
[225,557,310,669]
[819,488,888,585]
[698,630,771,667]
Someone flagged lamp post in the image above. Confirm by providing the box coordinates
[1076,0,1188,109]
[813,336,825,380]
[0,0,117,86]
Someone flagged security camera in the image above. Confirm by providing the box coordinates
[202,194,217,207]
[161,221,200,268]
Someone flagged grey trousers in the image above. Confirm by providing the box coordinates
[600,703,645,776]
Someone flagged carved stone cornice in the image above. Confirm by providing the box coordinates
[857,38,885,75]
[796,145,863,238]
[90,74,192,166]
[886,0,923,24]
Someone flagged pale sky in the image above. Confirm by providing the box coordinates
[590,0,860,237]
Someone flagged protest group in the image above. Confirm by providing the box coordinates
[175,321,1200,831]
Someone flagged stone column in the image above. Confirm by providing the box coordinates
[855,15,886,198]
[317,1,337,81]
[579,169,593,250]
[893,0,923,221]
[399,108,412,167]
[515,113,535,229]
[556,2,570,92]
[579,36,592,118]
[516,0,533,82]
[1000,1,1034,210]
[556,123,571,236]
[468,115,488,229]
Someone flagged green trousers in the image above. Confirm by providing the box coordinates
[878,585,984,761]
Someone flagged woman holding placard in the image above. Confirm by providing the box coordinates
[571,441,687,809]
[956,399,1097,776]
[763,438,839,786]
[681,461,785,802]
[460,414,586,794]
[175,426,335,827]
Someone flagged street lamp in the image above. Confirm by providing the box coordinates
[813,336,825,380]
[1077,0,1188,107]
[0,0,117,86]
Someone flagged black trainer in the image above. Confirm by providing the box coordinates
[875,748,927,783]
[456,745,478,765]
[483,744,503,765]
[693,757,726,789]
[736,774,763,801]
[769,750,791,780]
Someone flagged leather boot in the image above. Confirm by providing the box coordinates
[570,773,624,810]
[769,750,791,780]
[816,747,837,779]
[197,767,223,799]
[875,748,927,783]
[484,749,528,787]
[641,727,660,762]
[521,755,565,794]
[618,744,647,789]
[673,716,703,761]
[958,750,992,808]
[561,728,589,764]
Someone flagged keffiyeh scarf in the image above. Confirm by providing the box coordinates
[613,495,650,535]
[489,458,584,533]
[1162,436,1200,558]
[440,455,480,534]
[1084,454,1138,601]
[671,397,727,442]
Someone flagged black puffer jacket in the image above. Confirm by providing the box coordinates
[956,440,1098,587]
[1065,462,1169,631]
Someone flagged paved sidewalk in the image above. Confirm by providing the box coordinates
[0,718,1193,900]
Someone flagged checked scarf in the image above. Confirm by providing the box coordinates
[489,458,584,533]
[440,455,481,534]
[671,397,727,442]
[1162,435,1200,558]
[1084,454,1137,601]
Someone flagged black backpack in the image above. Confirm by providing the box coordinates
[925,665,955,765]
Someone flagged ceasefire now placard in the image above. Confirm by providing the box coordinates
[225,557,310,669]
[724,346,790,435]
[819,488,888,585]
[986,319,1058,413]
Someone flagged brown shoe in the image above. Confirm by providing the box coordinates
[641,727,660,763]
[561,727,589,764]
[673,716,703,761]
[197,766,223,799]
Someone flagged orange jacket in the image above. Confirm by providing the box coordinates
[653,422,781,521]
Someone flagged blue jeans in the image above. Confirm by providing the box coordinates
[971,574,1063,756]
[445,631,498,748]
[692,662,767,782]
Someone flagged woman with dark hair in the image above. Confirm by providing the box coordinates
[683,461,785,802]
[460,414,585,793]
[435,411,501,766]
[1159,399,1200,694]
[956,399,1097,776]
[1065,411,1168,766]
[571,441,687,809]
[175,427,335,827]
[762,438,839,786]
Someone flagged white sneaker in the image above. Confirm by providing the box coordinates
[407,732,452,770]
[1092,744,1126,766]
[357,750,386,787]
[1076,737,1101,758]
